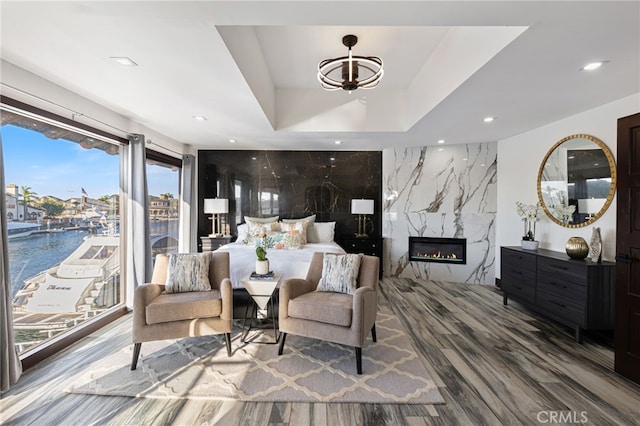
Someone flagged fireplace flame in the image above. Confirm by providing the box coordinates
[418,252,458,259]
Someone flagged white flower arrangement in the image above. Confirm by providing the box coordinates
[516,201,541,241]
[552,204,576,225]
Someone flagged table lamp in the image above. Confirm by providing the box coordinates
[204,198,229,237]
[351,199,374,238]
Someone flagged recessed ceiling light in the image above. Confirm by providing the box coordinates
[437,139,445,144]
[110,56,138,66]
[228,139,236,143]
[483,116,495,123]
[438,148,444,152]
[581,61,607,71]
[334,140,342,145]
[193,115,207,121]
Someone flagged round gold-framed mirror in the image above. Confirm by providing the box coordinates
[537,134,616,228]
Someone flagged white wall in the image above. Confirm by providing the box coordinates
[1,60,190,157]
[496,93,640,278]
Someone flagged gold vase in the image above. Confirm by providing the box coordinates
[565,237,589,259]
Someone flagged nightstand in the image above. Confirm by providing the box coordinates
[341,236,383,278]
[201,236,231,252]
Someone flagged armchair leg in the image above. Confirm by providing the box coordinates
[278,332,287,355]
[355,347,362,374]
[131,343,142,370]
[371,323,377,342]
[225,333,232,357]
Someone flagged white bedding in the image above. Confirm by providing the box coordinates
[215,241,346,289]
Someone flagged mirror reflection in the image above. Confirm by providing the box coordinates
[537,134,616,228]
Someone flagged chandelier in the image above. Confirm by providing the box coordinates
[317,34,384,92]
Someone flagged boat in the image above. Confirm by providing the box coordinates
[13,234,121,315]
[12,232,178,352]
[7,221,41,239]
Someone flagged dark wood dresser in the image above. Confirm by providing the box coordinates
[501,246,615,342]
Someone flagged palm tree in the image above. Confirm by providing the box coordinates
[160,193,173,199]
[21,185,37,221]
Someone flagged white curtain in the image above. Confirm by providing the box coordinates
[179,154,196,253]
[122,134,152,307]
[0,136,22,392]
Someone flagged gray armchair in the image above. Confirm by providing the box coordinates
[131,251,233,370]
[278,252,379,374]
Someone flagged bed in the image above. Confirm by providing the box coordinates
[215,240,346,289]
[212,216,346,317]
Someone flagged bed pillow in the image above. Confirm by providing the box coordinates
[254,231,302,250]
[244,216,279,223]
[237,223,249,242]
[282,214,315,241]
[280,220,310,245]
[316,253,362,295]
[165,253,211,293]
[308,221,336,243]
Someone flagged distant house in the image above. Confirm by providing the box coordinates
[4,184,45,222]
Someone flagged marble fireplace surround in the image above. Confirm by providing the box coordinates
[383,143,497,284]
[197,150,382,246]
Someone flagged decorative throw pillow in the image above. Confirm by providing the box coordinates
[165,253,211,293]
[254,231,302,250]
[309,221,336,243]
[316,253,362,295]
[244,219,279,244]
[283,214,315,241]
[280,220,310,245]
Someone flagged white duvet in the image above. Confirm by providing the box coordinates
[215,241,346,289]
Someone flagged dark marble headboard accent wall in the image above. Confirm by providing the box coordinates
[197,150,382,245]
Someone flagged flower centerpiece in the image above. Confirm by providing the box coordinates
[516,201,541,250]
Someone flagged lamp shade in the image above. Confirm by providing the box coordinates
[578,198,606,214]
[351,199,374,215]
[204,198,229,214]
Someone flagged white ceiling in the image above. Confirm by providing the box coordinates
[1,1,638,151]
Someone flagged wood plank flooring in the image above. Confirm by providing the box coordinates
[1,277,639,425]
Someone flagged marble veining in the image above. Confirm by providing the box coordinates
[383,143,497,284]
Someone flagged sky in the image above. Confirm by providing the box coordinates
[2,124,179,200]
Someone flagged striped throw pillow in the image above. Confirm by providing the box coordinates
[316,253,362,295]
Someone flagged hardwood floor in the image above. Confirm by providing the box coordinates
[2,278,639,425]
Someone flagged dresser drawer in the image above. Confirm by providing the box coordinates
[344,239,382,256]
[536,288,584,325]
[537,270,587,303]
[501,248,536,273]
[536,256,587,282]
[502,279,535,304]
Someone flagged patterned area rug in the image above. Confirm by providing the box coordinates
[67,311,444,404]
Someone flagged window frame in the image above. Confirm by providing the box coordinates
[1,96,129,370]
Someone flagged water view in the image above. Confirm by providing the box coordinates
[8,220,179,299]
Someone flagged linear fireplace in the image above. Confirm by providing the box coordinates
[408,237,467,264]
